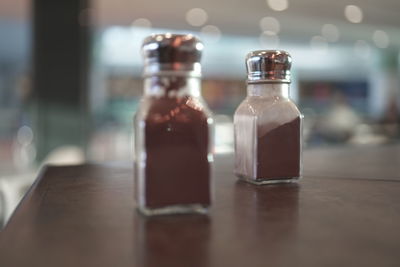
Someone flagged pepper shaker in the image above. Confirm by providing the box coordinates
[134,34,213,215]
[234,50,302,184]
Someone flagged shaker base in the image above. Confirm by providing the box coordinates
[138,204,209,216]
[237,174,300,185]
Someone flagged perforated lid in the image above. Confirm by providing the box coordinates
[246,50,292,83]
[141,33,203,77]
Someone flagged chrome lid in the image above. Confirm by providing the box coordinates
[246,50,292,83]
[141,33,203,77]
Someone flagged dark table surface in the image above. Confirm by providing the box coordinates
[1,144,400,267]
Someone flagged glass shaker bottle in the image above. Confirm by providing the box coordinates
[234,50,302,184]
[134,34,213,215]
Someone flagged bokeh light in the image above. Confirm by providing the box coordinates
[354,40,371,58]
[310,35,328,52]
[321,24,340,42]
[372,30,389,48]
[201,25,221,43]
[260,31,280,48]
[259,17,280,33]
[344,5,363,23]
[186,8,208,27]
[266,0,289,11]
[131,18,152,28]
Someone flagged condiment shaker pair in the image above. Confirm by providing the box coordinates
[133,34,302,216]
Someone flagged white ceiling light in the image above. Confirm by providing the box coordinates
[186,8,208,27]
[266,0,289,11]
[321,24,340,42]
[259,17,280,33]
[372,30,389,48]
[344,5,363,23]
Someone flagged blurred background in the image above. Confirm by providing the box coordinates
[0,0,399,226]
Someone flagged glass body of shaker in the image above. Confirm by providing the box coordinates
[234,82,302,184]
[134,76,213,215]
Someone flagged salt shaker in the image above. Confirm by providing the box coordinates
[234,50,302,184]
[134,34,213,215]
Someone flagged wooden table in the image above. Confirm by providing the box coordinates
[1,144,400,267]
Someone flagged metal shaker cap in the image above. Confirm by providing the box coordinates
[246,50,292,83]
[141,33,203,77]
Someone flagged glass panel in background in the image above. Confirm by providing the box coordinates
[0,0,35,227]
[89,22,400,162]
